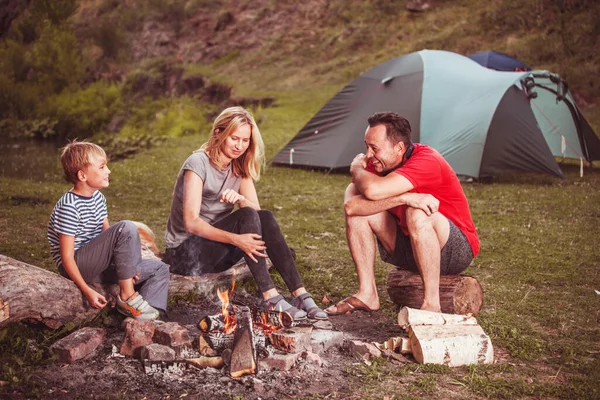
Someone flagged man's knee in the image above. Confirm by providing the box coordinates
[405,208,432,234]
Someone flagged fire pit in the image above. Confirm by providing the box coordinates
[197,284,312,378]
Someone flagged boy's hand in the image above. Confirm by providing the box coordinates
[85,288,108,309]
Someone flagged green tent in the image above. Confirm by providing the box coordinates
[273,50,600,178]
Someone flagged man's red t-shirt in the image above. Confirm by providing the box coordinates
[368,143,480,257]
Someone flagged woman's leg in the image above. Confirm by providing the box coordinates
[258,210,304,292]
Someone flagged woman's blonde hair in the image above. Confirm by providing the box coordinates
[199,107,265,180]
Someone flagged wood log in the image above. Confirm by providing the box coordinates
[408,324,494,366]
[387,270,483,315]
[184,356,224,369]
[0,255,109,329]
[229,306,257,378]
[397,306,478,329]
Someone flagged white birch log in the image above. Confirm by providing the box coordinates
[408,324,494,366]
[397,306,478,329]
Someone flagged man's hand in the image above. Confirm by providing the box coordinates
[402,193,440,216]
[233,233,268,263]
[84,288,108,309]
[220,189,246,205]
[350,153,368,176]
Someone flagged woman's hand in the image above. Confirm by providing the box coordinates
[233,233,267,263]
[220,189,246,205]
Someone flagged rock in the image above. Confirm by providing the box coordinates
[347,340,382,361]
[311,329,344,354]
[120,318,156,357]
[259,352,302,371]
[51,327,106,363]
[140,343,176,361]
[405,0,431,12]
[153,322,193,354]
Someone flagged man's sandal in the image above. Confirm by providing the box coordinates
[291,292,328,320]
[324,295,379,316]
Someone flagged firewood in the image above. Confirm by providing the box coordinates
[408,324,493,366]
[397,306,478,329]
[387,270,483,315]
[184,356,224,369]
[229,306,258,378]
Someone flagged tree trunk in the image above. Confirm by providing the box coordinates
[387,269,483,315]
[0,255,102,329]
[0,253,266,330]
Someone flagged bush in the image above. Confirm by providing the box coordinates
[39,82,123,140]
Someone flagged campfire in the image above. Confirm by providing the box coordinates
[198,281,307,378]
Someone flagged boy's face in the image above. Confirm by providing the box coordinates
[79,155,110,189]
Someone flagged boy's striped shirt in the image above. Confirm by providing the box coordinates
[47,190,108,267]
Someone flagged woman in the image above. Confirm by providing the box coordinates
[165,107,327,320]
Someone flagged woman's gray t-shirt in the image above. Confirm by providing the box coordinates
[165,151,242,249]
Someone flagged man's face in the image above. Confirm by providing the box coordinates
[364,124,404,174]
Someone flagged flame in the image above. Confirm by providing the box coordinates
[217,279,236,334]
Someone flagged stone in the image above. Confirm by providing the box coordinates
[347,340,382,360]
[51,327,105,363]
[153,322,193,354]
[302,351,324,367]
[140,343,176,361]
[312,320,334,330]
[120,318,156,357]
[311,329,344,354]
[259,352,302,371]
[268,326,313,354]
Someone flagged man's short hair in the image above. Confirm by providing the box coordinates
[60,140,107,184]
[367,112,412,146]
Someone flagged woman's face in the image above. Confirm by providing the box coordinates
[220,123,252,162]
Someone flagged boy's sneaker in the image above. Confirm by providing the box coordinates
[116,292,159,321]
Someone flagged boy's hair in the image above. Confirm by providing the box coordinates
[60,140,107,184]
[199,106,265,181]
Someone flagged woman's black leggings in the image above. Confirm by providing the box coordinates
[165,208,304,293]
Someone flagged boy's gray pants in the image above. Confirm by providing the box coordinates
[59,220,169,312]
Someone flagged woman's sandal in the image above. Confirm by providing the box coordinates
[264,294,307,320]
[292,292,328,320]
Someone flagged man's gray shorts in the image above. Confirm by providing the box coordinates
[377,219,473,275]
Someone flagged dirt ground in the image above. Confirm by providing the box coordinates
[22,291,408,400]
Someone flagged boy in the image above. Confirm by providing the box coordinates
[48,140,169,320]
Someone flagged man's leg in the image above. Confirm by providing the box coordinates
[327,210,398,312]
[405,208,450,312]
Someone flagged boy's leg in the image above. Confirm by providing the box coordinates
[73,221,138,283]
[134,258,170,313]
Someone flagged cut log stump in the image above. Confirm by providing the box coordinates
[387,269,483,315]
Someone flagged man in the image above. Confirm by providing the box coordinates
[325,112,479,314]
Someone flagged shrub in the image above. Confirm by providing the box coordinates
[39,82,123,140]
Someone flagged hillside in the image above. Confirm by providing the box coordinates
[1,0,599,152]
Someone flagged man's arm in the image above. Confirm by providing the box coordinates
[350,154,414,200]
[345,183,440,217]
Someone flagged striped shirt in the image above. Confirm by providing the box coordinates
[47,190,108,267]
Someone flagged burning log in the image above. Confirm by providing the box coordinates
[229,306,258,378]
[250,307,293,329]
[198,314,227,333]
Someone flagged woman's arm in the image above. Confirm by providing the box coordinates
[182,170,266,262]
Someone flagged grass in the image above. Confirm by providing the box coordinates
[2,0,600,398]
